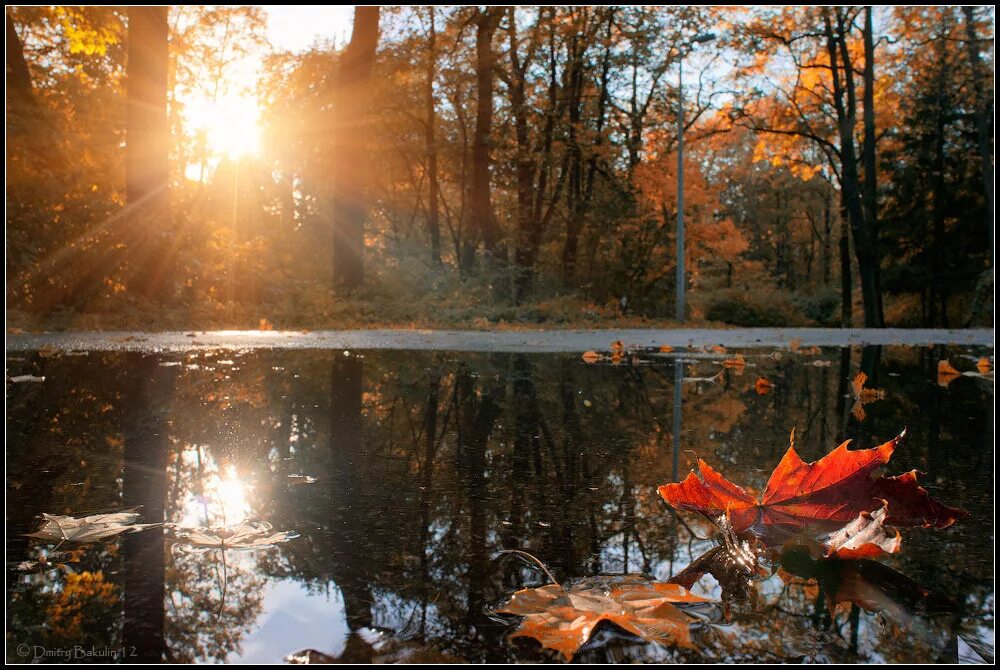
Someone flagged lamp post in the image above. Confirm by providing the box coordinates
[676,32,715,322]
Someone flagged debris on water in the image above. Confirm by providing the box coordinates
[173,520,298,552]
[287,474,317,485]
[25,510,159,544]
[9,374,45,383]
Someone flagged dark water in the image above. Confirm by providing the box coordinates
[5,345,994,663]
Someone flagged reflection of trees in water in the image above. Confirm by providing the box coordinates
[164,550,267,662]
[5,347,995,662]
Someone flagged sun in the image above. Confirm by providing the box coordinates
[184,92,262,161]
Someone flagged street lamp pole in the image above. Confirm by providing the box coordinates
[675,32,714,323]
[676,55,685,321]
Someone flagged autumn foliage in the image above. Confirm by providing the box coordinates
[658,430,964,549]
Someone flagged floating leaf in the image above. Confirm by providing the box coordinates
[15,549,83,573]
[658,344,673,353]
[755,377,773,395]
[976,358,991,375]
[722,354,746,371]
[497,575,709,661]
[850,371,885,421]
[937,359,961,387]
[581,351,601,364]
[173,520,298,552]
[658,429,964,547]
[25,510,158,544]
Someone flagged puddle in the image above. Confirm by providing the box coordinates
[5,345,994,663]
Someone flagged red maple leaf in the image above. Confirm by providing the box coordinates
[658,430,964,546]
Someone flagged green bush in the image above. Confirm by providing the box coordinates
[793,288,840,326]
[704,290,799,327]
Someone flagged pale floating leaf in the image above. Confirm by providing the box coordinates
[174,520,298,552]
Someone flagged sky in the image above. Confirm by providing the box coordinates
[263,6,356,52]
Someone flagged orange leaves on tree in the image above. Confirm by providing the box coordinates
[497,575,708,661]
[755,377,773,395]
[658,429,964,549]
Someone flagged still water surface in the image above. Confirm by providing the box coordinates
[6,345,994,663]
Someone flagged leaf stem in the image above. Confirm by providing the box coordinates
[496,549,562,589]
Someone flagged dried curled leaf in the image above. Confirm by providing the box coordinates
[658,430,965,547]
[173,520,298,552]
[497,575,709,661]
[25,510,158,544]
[822,504,901,559]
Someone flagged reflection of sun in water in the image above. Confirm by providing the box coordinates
[185,93,262,160]
[176,451,253,528]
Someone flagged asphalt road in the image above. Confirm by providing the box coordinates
[5,328,993,353]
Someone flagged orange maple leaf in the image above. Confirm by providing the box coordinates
[658,430,964,546]
[498,575,708,661]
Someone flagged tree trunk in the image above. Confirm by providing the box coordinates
[839,204,852,327]
[862,7,884,325]
[332,7,379,290]
[424,8,441,266]
[962,6,994,262]
[5,11,34,106]
[825,8,883,327]
[561,18,588,286]
[509,8,536,301]
[328,354,372,629]
[822,188,832,285]
[470,8,503,263]
[122,354,171,662]
[126,7,171,301]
